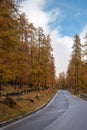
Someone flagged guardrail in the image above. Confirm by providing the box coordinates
[79,93,87,100]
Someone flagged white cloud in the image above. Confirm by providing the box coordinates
[20,0,87,76]
[80,25,87,44]
[48,8,60,23]
[50,29,73,75]
[20,0,74,76]
[81,25,87,35]
[20,0,60,34]
[20,0,47,27]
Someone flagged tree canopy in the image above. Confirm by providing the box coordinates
[0,0,56,90]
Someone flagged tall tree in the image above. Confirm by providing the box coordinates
[36,27,44,87]
[56,72,66,89]
[0,0,20,88]
[83,33,87,63]
[0,0,56,91]
[66,34,82,92]
[28,23,37,87]
[80,33,87,91]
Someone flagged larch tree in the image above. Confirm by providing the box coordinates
[27,23,37,87]
[0,0,56,92]
[56,72,66,89]
[66,34,82,92]
[0,0,20,88]
[36,27,45,87]
[83,33,87,63]
[81,33,87,91]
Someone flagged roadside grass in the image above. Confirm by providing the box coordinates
[0,86,56,123]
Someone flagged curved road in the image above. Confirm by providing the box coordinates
[1,90,87,130]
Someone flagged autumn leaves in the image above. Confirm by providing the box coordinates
[0,0,56,90]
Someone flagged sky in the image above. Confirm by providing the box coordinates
[20,0,87,76]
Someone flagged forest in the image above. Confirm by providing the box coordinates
[0,0,87,128]
[0,0,87,95]
[57,34,87,93]
[0,0,56,92]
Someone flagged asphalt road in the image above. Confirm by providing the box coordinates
[1,90,87,130]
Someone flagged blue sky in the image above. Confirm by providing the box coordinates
[20,0,87,75]
[44,0,87,36]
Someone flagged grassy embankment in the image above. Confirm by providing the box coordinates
[0,86,57,123]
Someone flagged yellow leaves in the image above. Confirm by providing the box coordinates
[0,0,56,88]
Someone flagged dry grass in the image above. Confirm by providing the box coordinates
[0,86,56,123]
